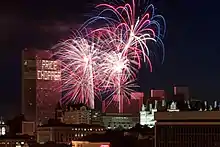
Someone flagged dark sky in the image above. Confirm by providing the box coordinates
[0,0,220,119]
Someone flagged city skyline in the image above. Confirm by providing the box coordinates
[1,0,220,119]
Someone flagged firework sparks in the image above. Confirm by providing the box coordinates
[82,0,166,71]
[53,37,102,109]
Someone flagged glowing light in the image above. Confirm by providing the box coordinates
[100,145,109,147]
[37,60,61,81]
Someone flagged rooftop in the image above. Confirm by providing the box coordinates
[39,123,105,128]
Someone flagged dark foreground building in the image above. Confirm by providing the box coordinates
[155,111,220,147]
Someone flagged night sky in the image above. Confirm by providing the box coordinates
[0,0,219,119]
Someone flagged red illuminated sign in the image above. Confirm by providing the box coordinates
[100,145,109,147]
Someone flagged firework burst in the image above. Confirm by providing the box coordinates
[53,37,103,109]
[53,0,166,112]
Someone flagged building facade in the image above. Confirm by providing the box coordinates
[55,104,102,126]
[90,110,102,126]
[155,111,220,147]
[102,92,143,115]
[21,121,35,136]
[102,113,139,129]
[37,124,105,144]
[22,49,61,125]
[62,105,91,125]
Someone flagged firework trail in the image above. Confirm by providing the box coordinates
[52,37,103,109]
[98,50,139,113]
[82,0,166,71]
[103,74,139,113]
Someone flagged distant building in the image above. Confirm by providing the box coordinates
[72,141,110,147]
[0,135,34,147]
[102,92,143,115]
[140,100,179,128]
[62,104,91,125]
[22,49,61,125]
[90,110,102,126]
[140,104,157,128]
[146,89,165,105]
[123,92,143,115]
[102,98,118,114]
[150,90,165,98]
[0,118,7,136]
[173,86,190,100]
[37,124,105,144]
[102,113,139,130]
[55,104,102,125]
[21,121,35,136]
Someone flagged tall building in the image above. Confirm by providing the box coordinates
[22,49,61,125]
[174,86,190,100]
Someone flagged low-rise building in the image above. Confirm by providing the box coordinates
[102,113,138,129]
[55,104,102,126]
[62,104,91,125]
[0,118,8,136]
[37,124,105,144]
[0,135,34,147]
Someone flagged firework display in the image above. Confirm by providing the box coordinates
[53,0,166,112]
